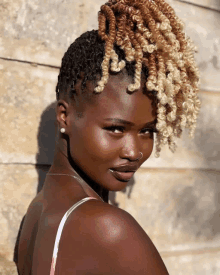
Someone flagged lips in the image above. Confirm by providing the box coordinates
[109,169,135,182]
[110,163,139,182]
[111,163,138,173]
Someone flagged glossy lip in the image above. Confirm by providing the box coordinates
[109,169,135,182]
[110,163,139,173]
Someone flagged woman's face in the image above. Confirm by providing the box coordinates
[66,72,157,191]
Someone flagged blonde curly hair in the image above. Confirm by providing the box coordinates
[94,0,201,157]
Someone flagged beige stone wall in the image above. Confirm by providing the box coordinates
[0,0,219,274]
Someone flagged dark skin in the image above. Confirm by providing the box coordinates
[17,70,169,274]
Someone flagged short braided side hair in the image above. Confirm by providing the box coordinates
[56,30,148,100]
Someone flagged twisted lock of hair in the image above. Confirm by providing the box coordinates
[95,5,117,93]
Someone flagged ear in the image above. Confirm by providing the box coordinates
[56,100,69,132]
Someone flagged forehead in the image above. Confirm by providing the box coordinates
[86,72,156,124]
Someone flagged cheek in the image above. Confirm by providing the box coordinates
[142,135,154,157]
[70,126,118,162]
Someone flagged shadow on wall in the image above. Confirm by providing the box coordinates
[191,94,220,239]
[13,102,57,266]
[36,102,57,193]
[169,93,220,241]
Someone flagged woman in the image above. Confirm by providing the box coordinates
[16,0,200,274]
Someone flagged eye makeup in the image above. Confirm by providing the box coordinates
[104,124,158,135]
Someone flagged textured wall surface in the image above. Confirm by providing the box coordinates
[0,0,219,274]
[177,0,220,11]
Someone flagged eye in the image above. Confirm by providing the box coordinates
[141,128,158,135]
[105,125,158,135]
[104,125,125,134]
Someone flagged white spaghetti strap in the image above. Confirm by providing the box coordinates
[49,197,98,275]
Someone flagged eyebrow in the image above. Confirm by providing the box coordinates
[104,118,157,127]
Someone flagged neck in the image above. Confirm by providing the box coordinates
[50,137,109,203]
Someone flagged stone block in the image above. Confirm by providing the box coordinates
[169,0,220,92]
[177,0,220,11]
[112,168,220,253]
[0,0,105,67]
[0,164,41,261]
[1,57,220,170]
[0,59,57,164]
[162,249,220,275]
[0,256,17,275]
[1,58,220,170]
[0,0,220,93]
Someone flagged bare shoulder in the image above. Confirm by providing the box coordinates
[60,200,169,275]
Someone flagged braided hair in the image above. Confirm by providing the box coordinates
[56,0,201,158]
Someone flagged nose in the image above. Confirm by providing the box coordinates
[120,135,141,161]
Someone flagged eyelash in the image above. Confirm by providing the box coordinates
[105,125,158,135]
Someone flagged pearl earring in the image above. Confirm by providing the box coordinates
[60,128,65,133]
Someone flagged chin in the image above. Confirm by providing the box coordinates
[106,178,133,192]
